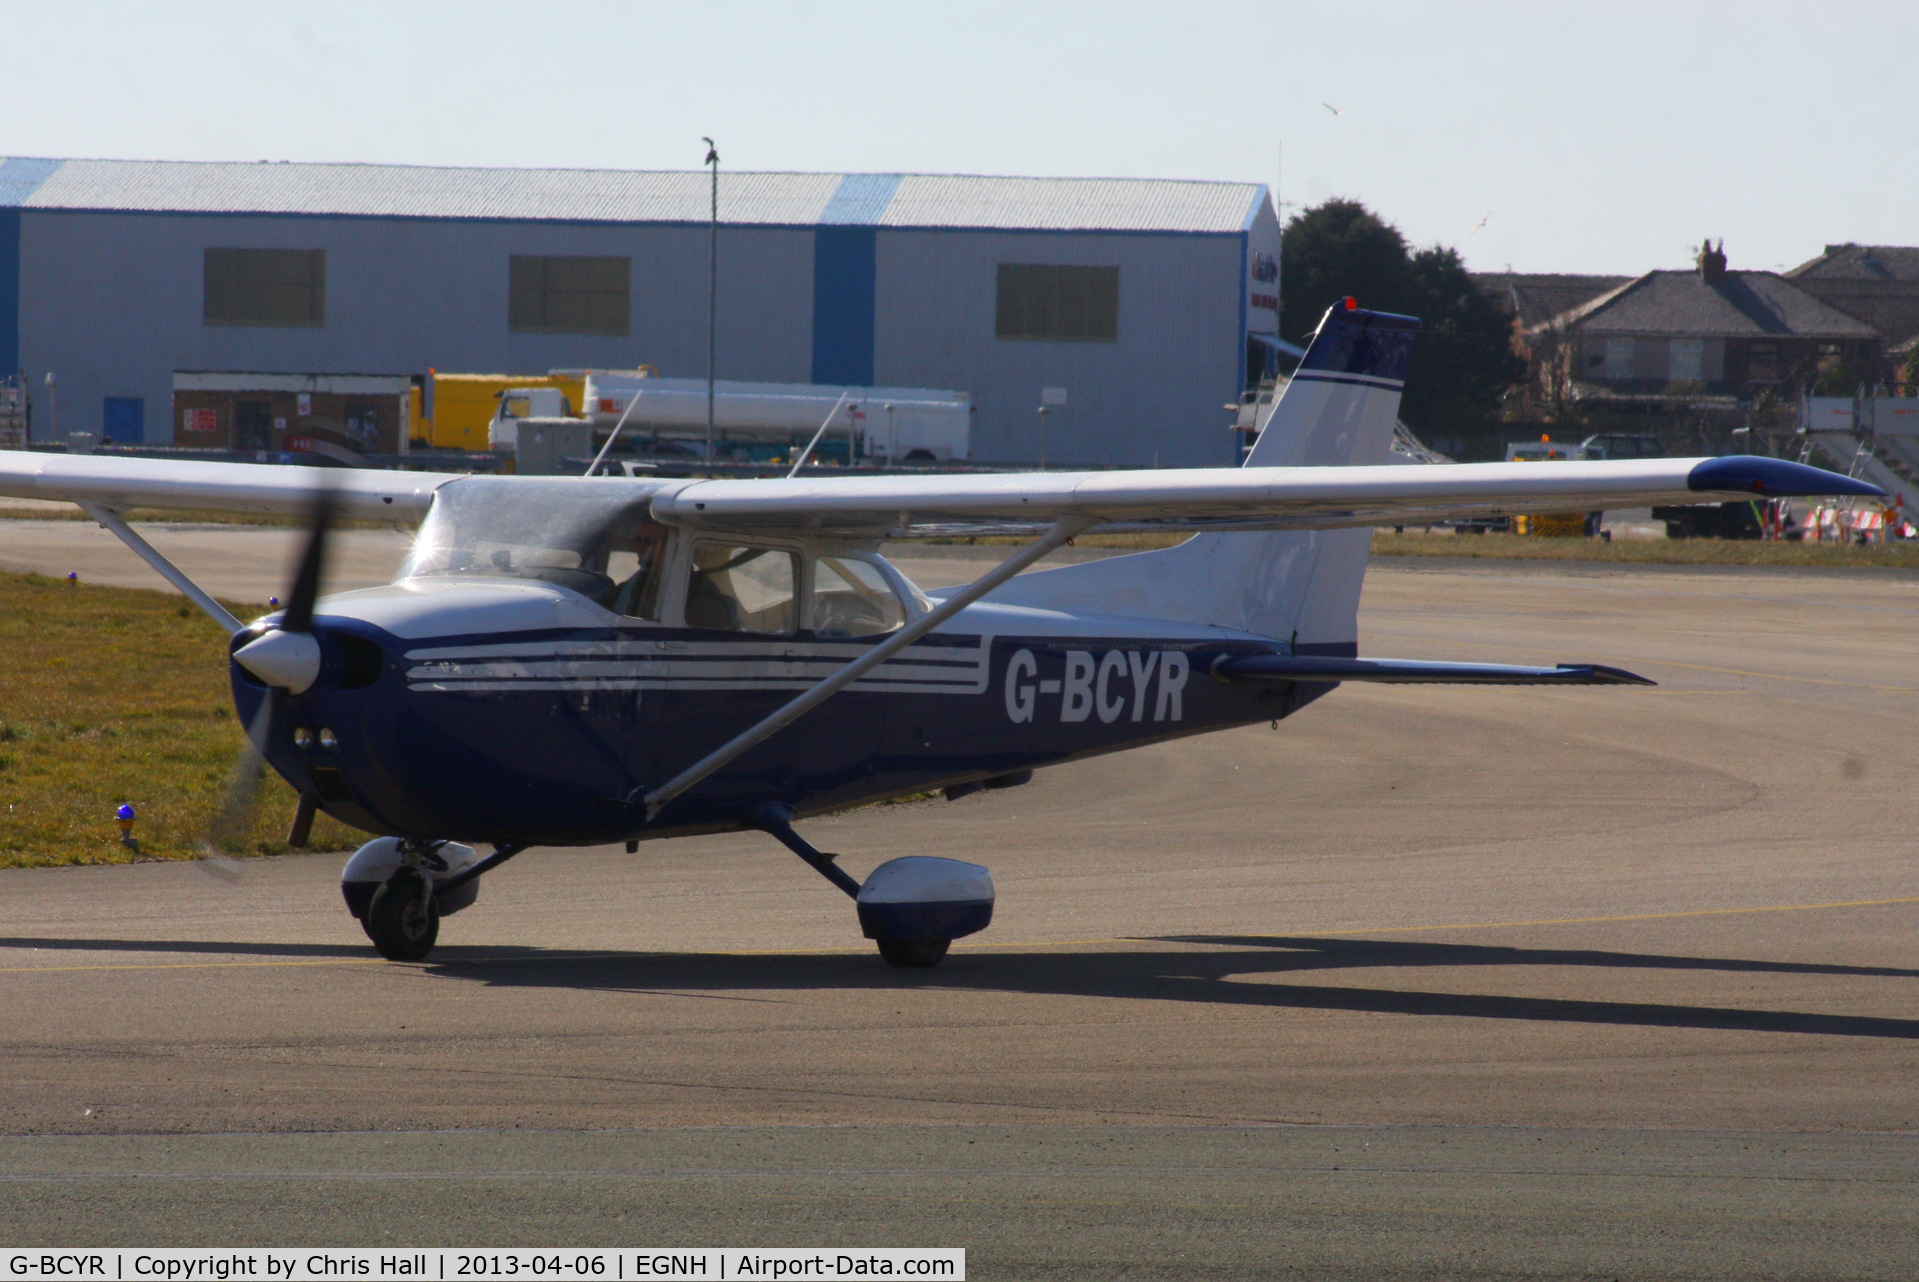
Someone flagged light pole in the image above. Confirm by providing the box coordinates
[703,136,719,462]
[1035,405,1049,471]
[43,371,57,444]
[1275,141,1283,338]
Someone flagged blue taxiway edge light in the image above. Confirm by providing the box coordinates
[1687,455,1886,498]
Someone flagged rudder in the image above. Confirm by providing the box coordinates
[984,302,1421,648]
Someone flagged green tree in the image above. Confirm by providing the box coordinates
[1403,244,1526,430]
[1280,198,1523,435]
[1279,199,1420,340]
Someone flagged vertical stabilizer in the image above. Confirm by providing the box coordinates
[984,303,1420,650]
[1242,302,1418,468]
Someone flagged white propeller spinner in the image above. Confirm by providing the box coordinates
[233,629,322,694]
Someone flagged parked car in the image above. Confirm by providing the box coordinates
[1504,439,1581,462]
[1652,501,1763,540]
[579,458,662,477]
[1579,433,1666,461]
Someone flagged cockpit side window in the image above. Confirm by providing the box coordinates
[685,542,798,634]
[810,556,906,638]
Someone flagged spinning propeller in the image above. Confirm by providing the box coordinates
[197,488,338,876]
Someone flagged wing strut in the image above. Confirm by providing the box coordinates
[78,501,244,636]
[642,514,1096,819]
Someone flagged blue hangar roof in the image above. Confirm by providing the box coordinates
[0,157,1266,233]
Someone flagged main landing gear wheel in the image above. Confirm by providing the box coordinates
[365,867,439,961]
[876,938,950,968]
[752,808,989,972]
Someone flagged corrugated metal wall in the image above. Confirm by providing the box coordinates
[16,205,1256,465]
[873,228,1244,467]
[17,212,817,447]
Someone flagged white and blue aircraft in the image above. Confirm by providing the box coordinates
[0,303,1882,966]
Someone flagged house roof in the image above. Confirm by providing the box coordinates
[1780,245,1919,345]
[1784,243,1919,281]
[1542,270,1878,340]
[0,157,1266,234]
[1472,273,1629,328]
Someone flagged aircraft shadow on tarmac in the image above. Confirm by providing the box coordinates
[7,932,1915,1041]
[424,936,1919,1041]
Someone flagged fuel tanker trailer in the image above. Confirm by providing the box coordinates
[581,373,970,464]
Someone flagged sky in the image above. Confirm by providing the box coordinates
[6,0,1916,275]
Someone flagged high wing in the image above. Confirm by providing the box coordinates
[648,454,1882,538]
[0,449,1880,537]
[0,450,464,520]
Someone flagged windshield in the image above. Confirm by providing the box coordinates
[400,476,670,616]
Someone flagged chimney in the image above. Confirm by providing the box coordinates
[1697,238,1727,283]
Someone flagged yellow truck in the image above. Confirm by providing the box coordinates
[1504,438,1593,537]
[413,372,587,451]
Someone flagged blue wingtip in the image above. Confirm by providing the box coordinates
[1688,455,1886,499]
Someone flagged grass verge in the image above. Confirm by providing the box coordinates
[1369,531,1919,568]
[0,571,361,869]
[927,528,1919,567]
[923,532,1190,550]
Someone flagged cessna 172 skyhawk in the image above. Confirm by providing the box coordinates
[0,303,1882,966]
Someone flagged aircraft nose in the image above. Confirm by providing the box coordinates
[233,629,323,693]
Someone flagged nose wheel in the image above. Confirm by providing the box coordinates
[364,867,439,961]
[345,840,528,963]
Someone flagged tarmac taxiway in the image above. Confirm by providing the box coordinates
[1,519,1916,1276]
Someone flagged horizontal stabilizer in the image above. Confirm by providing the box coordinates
[1212,654,1655,686]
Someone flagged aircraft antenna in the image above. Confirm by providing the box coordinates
[584,382,646,475]
[703,137,719,462]
[787,388,853,477]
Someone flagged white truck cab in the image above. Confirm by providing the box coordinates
[488,387,575,451]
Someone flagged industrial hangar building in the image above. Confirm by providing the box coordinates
[0,157,1281,467]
